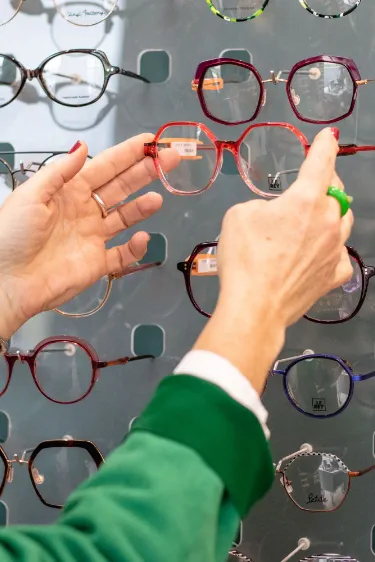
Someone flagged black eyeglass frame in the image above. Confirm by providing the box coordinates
[0,49,149,109]
[0,438,104,509]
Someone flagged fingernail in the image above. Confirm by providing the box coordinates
[68,141,81,154]
[330,127,340,141]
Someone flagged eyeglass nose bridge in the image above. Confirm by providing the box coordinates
[26,69,39,81]
[217,140,238,154]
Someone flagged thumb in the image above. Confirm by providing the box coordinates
[24,141,89,204]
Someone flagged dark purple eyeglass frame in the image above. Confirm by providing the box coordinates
[0,49,149,109]
[0,439,104,509]
[272,352,375,419]
[193,56,365,125]
[304,245,375,324]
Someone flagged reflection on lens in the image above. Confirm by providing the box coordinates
[53,0,117,25]
[289,62,354,123]
[307,254,362,322]
[157,125,217,194]
[55,276,110,316]
[189,245,219,316]
[0,56,22,108]
[35,341,93,402]
[286,357,351,416]
[39,153,92,168]
[0,159,13,202]
[210,0,266,20]
[304,0,359,16]
[41,52,105,106]
[201,63,261,123]
[0,0,22,26]
[238,125,305,195]
[31,445,98,506]
[284,453,348,511]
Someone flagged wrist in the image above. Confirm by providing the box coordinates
[0,283,26,341]
[193,293,285,394]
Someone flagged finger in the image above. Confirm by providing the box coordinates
[330,170,344,191]
[324,170,346,219]
[104,192,163,240]
[331,247,354,288]
[292,128,339,196]
[96,149,180,208]
[19,141,88,204]
[106,231,150,273]
[79,133,155,192]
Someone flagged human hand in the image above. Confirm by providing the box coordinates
[0,135,179,338]
[194,128,353,391]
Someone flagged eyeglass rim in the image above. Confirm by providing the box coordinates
[280,451,351,513]
[52,0,119,27]
[301,0,361,19]
[149,120,308,197]
[205,0,270,22]
[194,56,361,125]
[281,353,355,419]
[304,245,368,324]
[29,438,104,508]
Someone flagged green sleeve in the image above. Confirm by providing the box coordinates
[0,376,273,562]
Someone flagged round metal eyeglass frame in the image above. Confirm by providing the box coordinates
[2,0,119,27]
[272,349,375,418]
[0,335,154,404]
[146,121,375,197]
[0,50,149,109]
[192,56,374,125]
[0,438,104,509]
[205,0,361,22]
[300,557,358,562]
[275,446,375,513]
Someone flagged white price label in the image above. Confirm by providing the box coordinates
[171,141,197,157]
[197,257,217,274]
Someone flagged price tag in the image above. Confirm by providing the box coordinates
[171,141,197,157]
[197,257,217,274]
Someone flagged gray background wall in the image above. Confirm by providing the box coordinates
[0,0,375,560]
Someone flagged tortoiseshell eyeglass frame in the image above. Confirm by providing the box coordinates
[275,446,375,513]
[205,0,361,23]
[192,56,374,125]
[145,121,375,198]
[0,438,104,509]
[0,335,154,404]
[0,50,149,109]
[0,151,93,191]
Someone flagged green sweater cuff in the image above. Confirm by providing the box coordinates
[132,374,274,518]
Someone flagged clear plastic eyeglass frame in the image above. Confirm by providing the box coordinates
[0,438,104,509]
[205,0,361,23]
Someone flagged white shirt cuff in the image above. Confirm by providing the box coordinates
[173,350,270,440]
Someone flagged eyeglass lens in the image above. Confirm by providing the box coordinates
[209,0,266,20]
[284,453,349,511]
[189,244,219,316]
[31,445,99,506]
[55,275,110,316]
[34,341,94,402]
[200,63,262,123]
[307,254,363,322]
[305,0,359,16]
[53,0,118,26]
[289,61,354,122]
[285,357,351,416]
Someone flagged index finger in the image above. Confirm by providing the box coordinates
[292,127,339,195]
[78,133,155,192]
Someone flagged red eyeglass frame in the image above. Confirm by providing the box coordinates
[145,121,375,198]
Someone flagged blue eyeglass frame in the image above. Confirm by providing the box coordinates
[272,352,375,419]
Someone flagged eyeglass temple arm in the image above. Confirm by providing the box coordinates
[110,260,162,281]
[228,549,253,561]
[97,354,155,369]
[352,370,375,382]
[356,78,375,85]
[275,444,313,472]
[306,143,375,155]
[272,351,314,373]
[116,68,150,84]
[350,462,375,477]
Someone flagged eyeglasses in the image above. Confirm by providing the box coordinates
[0,151,93,193]
[276,445,375,513]
[54,260,162,317]
[192,56,373,125]
[271,349,375,418]
[205,0,361,22]
[300,557,358,562]
[306,246,374,324]
[228,550,253,561]
[0,438,103,509]
[145,122,375,197]
[0,336,154,404]
[0,49,149,109]
[2,0,119,26]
